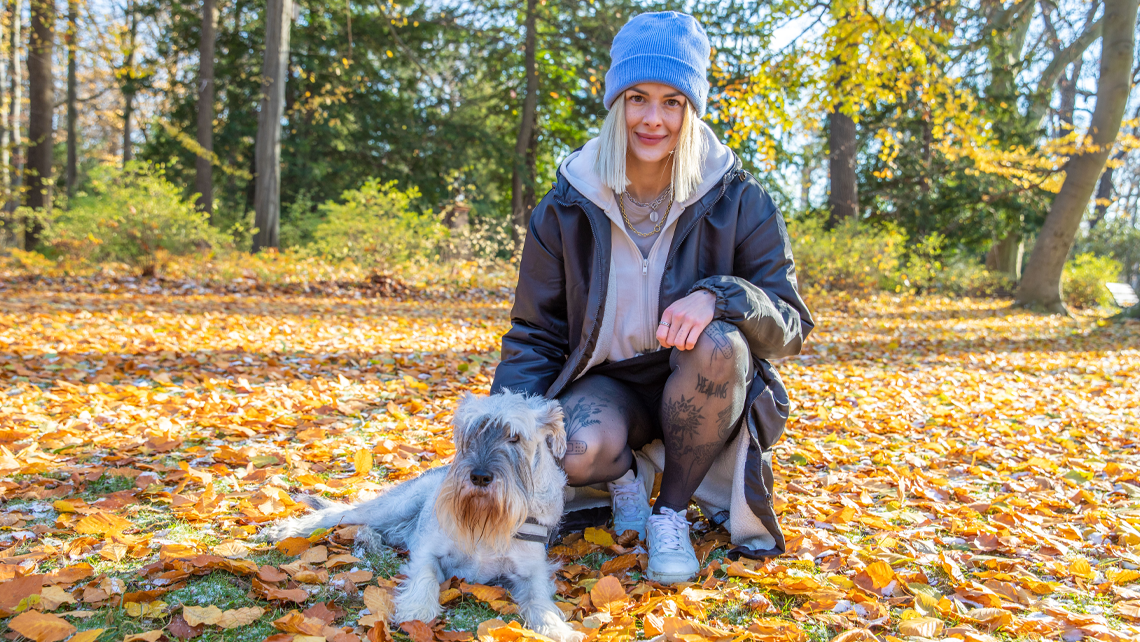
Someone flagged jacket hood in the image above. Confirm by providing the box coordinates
[558,120,737,214]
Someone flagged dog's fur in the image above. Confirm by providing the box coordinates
[262,392,583,642]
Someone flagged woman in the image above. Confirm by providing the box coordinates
[491,11,813,583]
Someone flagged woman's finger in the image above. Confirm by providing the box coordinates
[658,306,677,347]
[667,312,687,347]
[684,318,709,350]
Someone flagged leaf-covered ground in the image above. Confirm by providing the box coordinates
[1,278,1138,642]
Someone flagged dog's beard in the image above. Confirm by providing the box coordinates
[435,471,528,554]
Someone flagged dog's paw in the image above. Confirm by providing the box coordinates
[535,622,585,642]
[351,527,387,556]
[394,603,442,626]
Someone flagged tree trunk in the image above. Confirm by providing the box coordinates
[195,0,216,214]
[0,0,9,243]
[66,0,77,200]
[252,0,294,252]
[1089,156,1119,229]
[984,231,1023,280]
[6,0,21,217]
[1016,0,1140,313]
[25,0,54,249]
[827,109,858,226]
[122,2,137,166]
[1057,58,1082,133]
[510,0,538,252]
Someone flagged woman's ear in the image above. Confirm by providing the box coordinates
[529,396,566,458]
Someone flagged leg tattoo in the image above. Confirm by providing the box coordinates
[562,397,605,454]
[696,373,729,399]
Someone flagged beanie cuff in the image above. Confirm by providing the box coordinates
[604,53,710,117]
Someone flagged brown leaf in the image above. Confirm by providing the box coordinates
[259,566,289,583]
[8,611,78,642]
[829,629,878,642]
[589,575,626,611]
[0,574,45,616]
[273,611,327,636]
[169,614,205,640]
[303,603,338,626]
[123,631,165,642]
[399,620,434,642]
[276,538,312,557]
[299,545,328,565]
[363,585,395,623]
[74,512,133,536]
[70,629,105,642]
[599,554,639,575]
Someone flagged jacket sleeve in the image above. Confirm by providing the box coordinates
[689,180,814,360]
[490,203,569,397]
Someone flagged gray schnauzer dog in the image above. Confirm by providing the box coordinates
[263,392,583,642]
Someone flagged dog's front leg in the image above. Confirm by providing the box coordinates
[510,562,585,642]
[394,552,444,625]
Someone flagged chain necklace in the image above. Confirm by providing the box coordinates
[623,186,671,223]
[619,183,674,238]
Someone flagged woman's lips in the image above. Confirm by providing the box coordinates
[635,133,667,145]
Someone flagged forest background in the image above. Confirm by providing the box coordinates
[0,0,1139,311]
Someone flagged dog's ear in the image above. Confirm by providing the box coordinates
[453,393,483,440]
[528,396,566,458]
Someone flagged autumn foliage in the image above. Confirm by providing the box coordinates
[0,270,1137,642]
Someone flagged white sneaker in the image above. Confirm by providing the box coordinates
[607,471,650,539]
[646,508,699,584]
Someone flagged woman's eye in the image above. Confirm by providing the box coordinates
[628,95,644,103]
[666,99,681,107]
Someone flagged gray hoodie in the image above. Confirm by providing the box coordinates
[558,121,737,367]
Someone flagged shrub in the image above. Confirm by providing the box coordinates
[310,179,446,267]
[1063,253,1123,309]
[45,162,225,276]
[786,217,906,293]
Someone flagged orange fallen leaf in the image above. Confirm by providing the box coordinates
[590,575,626,612]
[7,611,77,642]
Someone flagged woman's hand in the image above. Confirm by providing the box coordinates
[657,290,717,350]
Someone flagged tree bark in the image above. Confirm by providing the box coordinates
[1057,58,1082,132]
[6,0,21,217]
[0,1,9,232]
[25,0,54,248]
[66,0,77,199]
[195,0,216,214]
[252,0,294,252]
[1016,0,1140,313]
[510,0,538,252]
[1089,155,1119,229]
[122,1,137,166]
[827,109,858,226]
[984,232,1023,280]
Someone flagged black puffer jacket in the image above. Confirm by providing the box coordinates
[491,155,814,557]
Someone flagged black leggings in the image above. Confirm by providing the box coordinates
[555,320,752,514]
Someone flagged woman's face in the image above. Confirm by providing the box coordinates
[624,83,687,166]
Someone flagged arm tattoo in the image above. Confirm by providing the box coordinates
[696,373,729,399]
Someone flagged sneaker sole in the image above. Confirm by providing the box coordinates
[646,567,698,584]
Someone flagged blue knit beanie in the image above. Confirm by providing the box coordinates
[603,11,711,117]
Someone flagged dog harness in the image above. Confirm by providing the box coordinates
[513,517,550,545]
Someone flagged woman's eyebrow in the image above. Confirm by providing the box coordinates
[627,86,684,99]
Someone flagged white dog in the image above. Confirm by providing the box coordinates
[263,392,583,642]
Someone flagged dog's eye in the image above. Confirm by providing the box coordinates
[508,434,520,444]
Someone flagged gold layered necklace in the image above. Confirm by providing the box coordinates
[619,183,674,238]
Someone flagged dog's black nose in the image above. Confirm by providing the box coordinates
[470,469,493,487]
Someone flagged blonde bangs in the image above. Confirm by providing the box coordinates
[594,97,708,203]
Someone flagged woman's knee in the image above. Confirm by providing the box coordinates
[673,320,749,380]
[560,427,630,485]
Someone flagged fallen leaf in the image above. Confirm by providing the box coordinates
[7,611,77,642]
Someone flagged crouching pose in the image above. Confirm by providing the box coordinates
[263,393,583,642]
[491,11,813,583]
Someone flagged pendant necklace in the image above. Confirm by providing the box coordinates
[623,185,671,222]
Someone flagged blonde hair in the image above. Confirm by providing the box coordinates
[595,94,709,203]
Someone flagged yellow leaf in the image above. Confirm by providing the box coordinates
[69,629,105,642]
[183,605,224,627]
[898,616,944,638]
[1069,558,1093,579]
[583,527,615,547]
[354,448,373,476]
[864,560,895,588]
[216,607,265,629]
[74,512,132,536]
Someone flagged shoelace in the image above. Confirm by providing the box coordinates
[648,509,689,551]
[610,482,643,519]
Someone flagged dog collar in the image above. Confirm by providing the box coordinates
[514,517,550,545]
